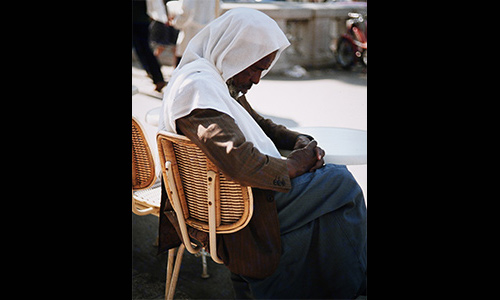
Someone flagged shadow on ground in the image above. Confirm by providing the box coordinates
[132,213,235,299]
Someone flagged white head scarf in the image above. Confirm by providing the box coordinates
[159,7,290,158]
[177,7,290,82]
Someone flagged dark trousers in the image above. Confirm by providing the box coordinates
[132,22,165,84]
[232,164,367,299]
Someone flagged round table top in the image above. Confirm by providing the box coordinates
[284,127,367,165]
[145,106,161,127]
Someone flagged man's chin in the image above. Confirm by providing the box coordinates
[240,86,252,94]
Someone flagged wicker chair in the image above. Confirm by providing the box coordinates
[132,116,161,216]
[156,130,254,265]
[134,117,210,300]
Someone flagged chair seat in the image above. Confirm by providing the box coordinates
[133,179,162,216]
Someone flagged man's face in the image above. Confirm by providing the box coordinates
[227,51,278,96]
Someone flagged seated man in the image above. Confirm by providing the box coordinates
[157,7,366,299]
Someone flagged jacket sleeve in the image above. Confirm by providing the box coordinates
[236,95,313,150]
[175,108,291,193]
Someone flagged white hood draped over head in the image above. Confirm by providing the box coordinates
[159,8,290,159]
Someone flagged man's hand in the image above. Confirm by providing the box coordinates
[294,135,326,164]
[294,135,312,150]
[286,140,325,179]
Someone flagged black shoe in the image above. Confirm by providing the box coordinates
[155,81,167,92]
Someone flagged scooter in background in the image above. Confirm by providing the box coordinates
[335,12,367,70]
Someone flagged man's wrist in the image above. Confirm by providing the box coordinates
[294,134,314,150]
[296,134,314,142]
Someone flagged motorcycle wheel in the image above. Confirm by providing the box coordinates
[336,38,355,70]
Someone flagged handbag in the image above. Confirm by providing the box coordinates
[149,20,179,46]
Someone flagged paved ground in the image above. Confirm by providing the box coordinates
[132,212,235,299]
[132,61,367,299]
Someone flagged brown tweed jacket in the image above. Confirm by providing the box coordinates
[158,95,307,279]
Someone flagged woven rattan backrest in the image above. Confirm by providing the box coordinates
[132,117,156,190]
[157,131,253,234]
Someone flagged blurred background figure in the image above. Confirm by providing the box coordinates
[132,0,168,92]
[167,0,222,66]
[150,0,179,58]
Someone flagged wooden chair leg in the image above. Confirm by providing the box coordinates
[165,248,175,298]
[165,243,185,300]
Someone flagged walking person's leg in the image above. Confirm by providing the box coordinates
[132,22,167,92]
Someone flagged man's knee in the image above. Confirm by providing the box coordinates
[323,164,363,198]
[325,164,357,184]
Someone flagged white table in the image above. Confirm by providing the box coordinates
[282,127,367,165]
[145,106,162,127]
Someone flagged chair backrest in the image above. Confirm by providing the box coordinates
[132,116,156,190]
[156,130,253,235]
